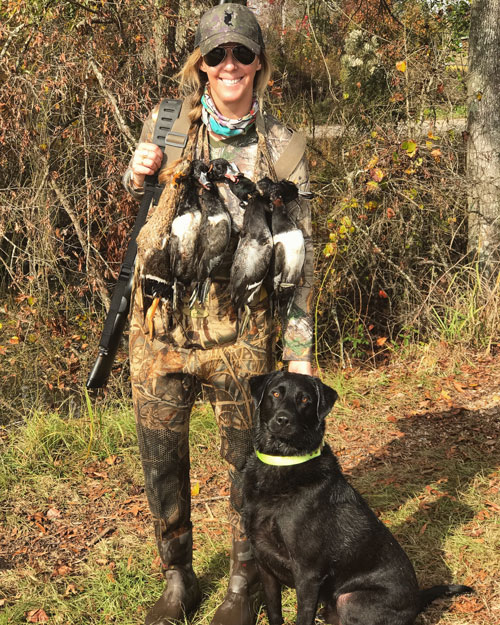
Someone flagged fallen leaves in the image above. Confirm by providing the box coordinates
[82,466,109,480]
[452,596,484,613]
[46,507,61,521]
[484,499,500,513]
[53,564,71,576]
[401,140,417,158]
[26,609,49,623]
[439,389,452,402]
[129,503,141,516]
[370,167,385,182]
[64,583,78,596]
[2,351,499,625]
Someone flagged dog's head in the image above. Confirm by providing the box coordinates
[249,371,338,454]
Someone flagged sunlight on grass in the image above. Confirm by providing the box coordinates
[1,359,497,625]
[1,403,136,482]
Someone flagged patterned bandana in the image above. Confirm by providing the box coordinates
[201,87,258,137]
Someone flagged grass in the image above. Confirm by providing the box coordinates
[422,105,467,120]
[1,345,499,625]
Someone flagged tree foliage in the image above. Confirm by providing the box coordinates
[2,0,497,416]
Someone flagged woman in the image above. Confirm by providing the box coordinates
[123,4,313,625]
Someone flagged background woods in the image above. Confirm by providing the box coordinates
[0,0,498,414]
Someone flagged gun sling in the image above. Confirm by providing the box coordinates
[86,98,190,389]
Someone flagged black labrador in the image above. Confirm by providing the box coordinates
[243,371,472,625]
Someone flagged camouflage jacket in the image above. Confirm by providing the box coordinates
[123,104,313,362]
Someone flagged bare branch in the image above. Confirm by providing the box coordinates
[88,57,135,152]
[50,179,111,308]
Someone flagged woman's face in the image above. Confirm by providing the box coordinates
[200,43,261,119]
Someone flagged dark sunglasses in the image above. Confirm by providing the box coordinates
[203,45,256,67]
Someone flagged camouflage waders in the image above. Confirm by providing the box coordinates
[130,280,273,623]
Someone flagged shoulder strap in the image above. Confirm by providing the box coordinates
[255,111,306,180]
[273,130,306,180]
[156,98,192,165]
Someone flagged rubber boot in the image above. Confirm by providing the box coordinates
[210,539,262,625]
[145,528,202,625]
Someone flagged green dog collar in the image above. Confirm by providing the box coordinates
[255,442,324,466]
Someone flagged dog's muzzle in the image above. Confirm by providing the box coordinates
[268,412,292,435]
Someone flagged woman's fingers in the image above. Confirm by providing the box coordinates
[132,142,163,175]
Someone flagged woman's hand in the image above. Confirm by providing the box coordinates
[287,360,314,376]
[130,142,163,189]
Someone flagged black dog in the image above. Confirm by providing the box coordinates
[243,371,472,625]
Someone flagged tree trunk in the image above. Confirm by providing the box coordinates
[466,0,500,276]
[166,0,180,56]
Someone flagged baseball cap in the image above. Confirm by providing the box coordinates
[194,3,265,56]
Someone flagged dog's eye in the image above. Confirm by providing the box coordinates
[301,396,309,403]
[273,391,280,398]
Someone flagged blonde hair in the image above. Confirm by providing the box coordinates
[177,47,273,125]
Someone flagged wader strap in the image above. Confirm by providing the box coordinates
[274,130,306,180]
[255,111,306,180]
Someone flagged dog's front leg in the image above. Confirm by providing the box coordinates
[295,573,321,625]
[257,564,283,625]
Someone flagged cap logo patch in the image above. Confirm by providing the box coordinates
[224,10,233,26]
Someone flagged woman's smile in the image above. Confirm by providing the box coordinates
[220,77,243,85]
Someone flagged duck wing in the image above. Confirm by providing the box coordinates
[231,234,272,309]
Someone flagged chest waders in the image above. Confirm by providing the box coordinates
[128,100,307,625]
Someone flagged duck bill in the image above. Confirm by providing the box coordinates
[199,170,212,189]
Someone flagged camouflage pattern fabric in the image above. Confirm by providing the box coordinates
[130,282,274,540]
[194,3,265,56]
[123,110,314,361]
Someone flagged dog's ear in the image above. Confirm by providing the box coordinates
[249,373,274,410]
[313,378,338,421]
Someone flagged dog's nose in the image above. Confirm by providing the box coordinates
[275,414,289,427]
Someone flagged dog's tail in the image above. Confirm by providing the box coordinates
[419,584,473,612]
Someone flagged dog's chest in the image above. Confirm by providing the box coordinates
[248,504,297,588]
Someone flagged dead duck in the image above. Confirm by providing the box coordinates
[227,173,257,207]
[206,157,257,207]
[207,157,240,183]
[138,160,196,336]
[141,248,174,336]
[167,160,206,308]
[190,161,232,306]
[258,178,305,322]
[230,187,273,332]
